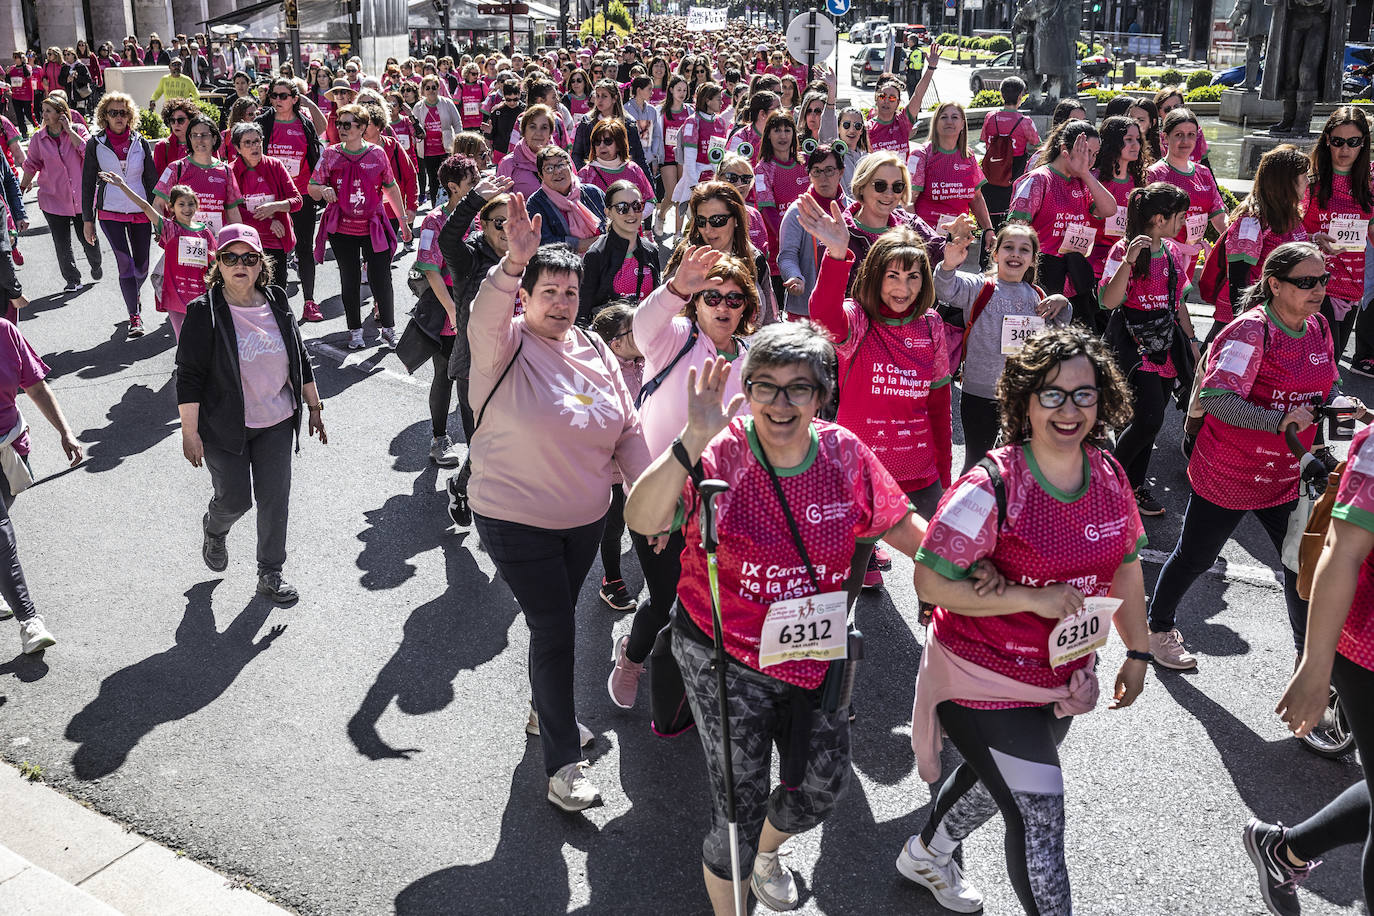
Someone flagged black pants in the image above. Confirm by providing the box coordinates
[921,702,1074,915]
[0,460,36,623]
[1323,295,1359,364]
[45,213,101,285]
[983,183,1012,228]
[959,391,1001,474]
[1353,299,1374,364]
[601,483,627,582]
[263,248,289,305]
[201,419,294,577]
[451,377,478,492]
[430,334,455,438]
[626,528,685,664]
[1113,370,1169,489]
[1148,490,1308,651]
[289,198,317,303]
[1285,654,1374,901]
[9,98,32,138]
[329,233,394,330]
[1037,252,1100,331]
[474,511,606,776]
[418,154,445,203]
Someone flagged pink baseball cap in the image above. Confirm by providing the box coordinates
[217,224,263,253]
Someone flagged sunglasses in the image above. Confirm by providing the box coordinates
[336,119,360,129]
[485,216,508,230]
[876,92,900,102]
[1278,272,1332,290]
[107,109,130,118]
[720,171,752,185]
[1034,386,1098,409]
[270,91,293,100]
[1329,135,1365,148]
[701,290,747,309]
[218,251,261,267]
[695,213,733,228]
[169,116,189,124]
[611,199,646,214]
[745,379,818,405]
[870,179,906,195]
[595,136,617,146]
[840,120,863,130]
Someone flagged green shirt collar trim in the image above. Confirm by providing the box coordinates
[745,418,819,477]
[1265,303,1307,338]
[1023,442,1091,503]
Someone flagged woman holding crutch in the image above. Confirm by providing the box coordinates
[624,322,1004,915]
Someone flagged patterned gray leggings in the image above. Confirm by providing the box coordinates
[920,702,1074,915]
[672,622,852,880]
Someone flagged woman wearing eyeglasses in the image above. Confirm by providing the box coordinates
[563,69,592,119]
[254,77,325,322]
[778,146,850,318]
[81,92,157,338]
[714,153,771,264]
[1147,242,1345,671]
[796,79,838,148]
[153,98,197,176]
[668,180,776,325]
[577,118,656,213]
[905,326,1149,916]
[308,103,412,350]
[176,224,326,607]
[865,53,939,157]
[227,121,300,309]
[526,146,605,253]
[906,102,994,260]
[152,114,245,236]
[579,179,662,324]
[458,63,484,131]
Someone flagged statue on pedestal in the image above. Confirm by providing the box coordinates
[1261,0,1349,135]
[1228,0,1273,91]
[1011,0,1079,110]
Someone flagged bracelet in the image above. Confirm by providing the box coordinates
[1125,649,1154,662]
[307,402,324,412]
[666,278,689,299]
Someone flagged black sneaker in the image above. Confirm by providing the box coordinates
[1134,486,1165,517]
[599,578,634,611]
[446,475,472,527]
[256,573,299,605]
[1243,818,1317,916]
[1351,358,1374,378]
[91,262,102,281]
[202,513,228,572]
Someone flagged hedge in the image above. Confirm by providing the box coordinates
[1186,69,1213,91]
[986,36,1011,53]
[971,89,1004,108]
[138,108,167,140]
[1159,68,1184,88]
[1185,83,1224,103]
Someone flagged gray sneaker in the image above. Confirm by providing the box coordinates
[429,435,462,467]
[19,617,56,655]
[202,514,228,572]
[751,849,800,911]
[547,761,601,812]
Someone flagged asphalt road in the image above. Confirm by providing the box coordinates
[0,158,1371,913]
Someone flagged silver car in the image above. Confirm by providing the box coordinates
[851,44,890,89]
[969,50,1018,94]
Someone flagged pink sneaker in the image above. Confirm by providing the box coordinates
[302,300,324,322]
[607,635,645,709]
[873,544,893,570]
[863,553,883,589]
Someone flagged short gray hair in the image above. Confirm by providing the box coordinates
[739,320,837,407]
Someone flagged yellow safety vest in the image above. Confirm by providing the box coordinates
[907,46,925,72]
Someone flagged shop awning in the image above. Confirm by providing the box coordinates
[409,0,562,30]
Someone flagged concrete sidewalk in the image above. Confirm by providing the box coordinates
[0,762,293,916]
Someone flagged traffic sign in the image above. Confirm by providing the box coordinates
[825,0,850,16]
[785,10,837,66]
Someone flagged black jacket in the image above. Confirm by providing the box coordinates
[175,285,315,455]
[254,110,323,176]
[437,190,502,380]
[578,230,661,326]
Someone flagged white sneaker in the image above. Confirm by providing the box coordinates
[19,617,56,655]
[751,849,800,911]
[547,760,601,812]
[429,435,462,467]
[0,597,12,621]
[378,326,396,348]
[896,836,984,913]
[526,706,594,747]
[347,328,365,350]
[1150,628,1198,670]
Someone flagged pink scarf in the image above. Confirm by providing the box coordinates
[543,177,601,238]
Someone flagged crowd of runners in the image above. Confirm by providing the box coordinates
[0,12,1373,916]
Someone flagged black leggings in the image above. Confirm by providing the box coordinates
[1113,370,1169,489]
[920,702,1074,915]
[601,484,627,582]
[1037,252,1100,331]
[960,391,1001,474]
[419,154,445,202]
[625,528,685,664]
[430,334,456,437]
[1284,654,1374,902]
[329,233,394,330]
[1323,295,1359,364]
[263,249,289,306]
[289,198,317,302]
[9,98,32,138]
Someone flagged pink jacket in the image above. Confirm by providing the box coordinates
[23,125,89,217]
[911,634,1099,783]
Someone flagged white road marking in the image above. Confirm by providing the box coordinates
[306,339,427,389]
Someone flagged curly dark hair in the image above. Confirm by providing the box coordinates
[1094,115,1149,186]
[680,253,759,336]
[996,326,1133,447]
[161,97,200,130]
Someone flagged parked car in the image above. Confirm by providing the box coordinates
[848,16,888,44]
[969,50,1018,93]
[1214,42,1374,92]
[852,44,890,89]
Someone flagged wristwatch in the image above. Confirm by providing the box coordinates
[308,402,324,412]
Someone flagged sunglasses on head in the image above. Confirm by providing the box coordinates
[695,213,733,228]
[1329,135,1365,148]
[701,290,747,309]
[218,251,261,267]
[870,179,906,194]
[611,199,646,214]
[1278,272,1332,289]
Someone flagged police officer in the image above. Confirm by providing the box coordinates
[904,33,926,97]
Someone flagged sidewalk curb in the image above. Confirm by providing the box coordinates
[0,762,294,915]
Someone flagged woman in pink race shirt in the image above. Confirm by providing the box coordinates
[906,102,993,258]
[153,114,244,236]
[1144,108,1226,282]
[1147,242,1352,671]
[21,94,101,290]
[905,326,1149,916]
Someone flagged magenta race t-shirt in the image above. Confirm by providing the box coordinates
[458,82,484,129]
[415,206,455,334]
[265,117,311,193]
[906,143,986,229]
[917,443,1146,703]
[1145,159,1225,271]
[1303,170,1374,305]
[156,217,216,314]
[567,94,591,118]
[311,144,396,236]
[1192,306,1337,509]
[154,158,243,236]
[227,301,294,428]
[865,111,913,155]
[676,418,911,688]
[420,103,445,157]
[1009,165,1095,255]
[610,254,654,299]
[0,318,48,456]
[1331,424,1374,671]
[1216,215,1309,324]
[661,106,691,164]
[577,160,656,203]
[681,112,728,177]
[727,125,762,162]
[1099,238,1192,377]
[1088,172,1134,279]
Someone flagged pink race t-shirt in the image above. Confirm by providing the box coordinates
[1009,165,1095,255]
[577,160,656,204]
[1216,215,1308,324]
[458,82,484,129]
[906,143,986,229]
[1099,239,1193,378]
[156,218,216,314]
[1087,172,1134,279]
[1303,171,1374,304]
[676,418,912,689]
[661,106,691,164]
[866,111,914,155]
[917,443,1146,702]
[1145,159,1225,269]
[264,117,311,193]
[1192,306,1337,510]
[311,144,396,236]
[0,318,48,456]
[681,112,728,177]
[227,300,294,428]
[420,103,446,156]
[154,158,244,236]
[415,206,455,334]
[1332,424,1374,671]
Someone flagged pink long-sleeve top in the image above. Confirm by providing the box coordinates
[467,261,653,529]
[23,123,89,216]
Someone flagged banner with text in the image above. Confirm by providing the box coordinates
[686,6,729,30]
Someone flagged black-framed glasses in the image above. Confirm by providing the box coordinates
[746,379,819,405]
[871,179,906,194]
[701,290,747,309]
[485,216,508,230]
[611,199,646,214]
[541,161,571,175]
[695,213,733,228]
[809,165,839,177]
[1278,272,1332,290]
[840,120,863,130]
[719,170,752,186]
[1329,135,1365,148]
[611,326,635,342]
[1034,386,1098,409]
[218,251,261,266]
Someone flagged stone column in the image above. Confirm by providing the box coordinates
[90,0,138,51]
[36,0,85,47]
[205,0,236,20]
[133,0,175,43]
[0,0,26,51]
[170,0,208,38]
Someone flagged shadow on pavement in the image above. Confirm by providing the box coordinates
[354,422,454,591]
[64,580,286,780]
[75,374,179,474]
[41,323,177,382]
[0,652,49,682]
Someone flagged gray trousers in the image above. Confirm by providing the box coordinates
[202,419,294,576]
[0,457,36,623]
[45,213,102,285]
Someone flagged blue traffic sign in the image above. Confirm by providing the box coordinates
[825,0,851,15]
